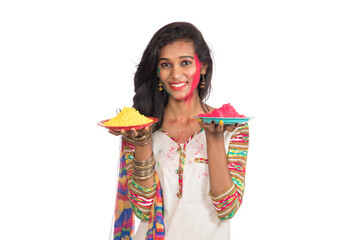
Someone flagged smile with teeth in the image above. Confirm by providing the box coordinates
[169,82,187,90]
[171,82,186,87]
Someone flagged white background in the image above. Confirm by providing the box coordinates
[1,0,359,239]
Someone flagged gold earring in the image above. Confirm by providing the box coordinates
[200,74,206,88]
[158,81,163,91]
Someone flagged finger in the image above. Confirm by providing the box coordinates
[108,130,121,136]
[198,118,207,129]
[217,120,224,132]
[208,120,215,132]
[142,126,152,135]
[131,128,139,138]
[226,123,238,132]
[121,129,131,138]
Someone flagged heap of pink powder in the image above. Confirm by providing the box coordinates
[198,103,245,118]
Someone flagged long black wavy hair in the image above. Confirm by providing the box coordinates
[133,22,213,131]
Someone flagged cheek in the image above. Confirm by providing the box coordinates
[158,67,167,79]
[185,71,192,78]
[158,69,168,80]
[184,55,201,101]
[191,55,201,85]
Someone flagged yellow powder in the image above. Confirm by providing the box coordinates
[103,107,152,126]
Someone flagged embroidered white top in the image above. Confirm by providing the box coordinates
[132,124,249,240]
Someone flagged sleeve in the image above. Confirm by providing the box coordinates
[122,140,156,221]
[210,123,249,220]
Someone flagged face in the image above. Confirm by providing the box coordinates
[157,40,207,101]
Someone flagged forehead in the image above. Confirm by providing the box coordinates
[158,40,195,58]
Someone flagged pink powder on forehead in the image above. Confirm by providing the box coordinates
[184,54,201,102]
[198,103,245,117]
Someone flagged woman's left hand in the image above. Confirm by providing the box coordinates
[198,119,238,139]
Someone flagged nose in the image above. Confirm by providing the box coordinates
[170,65,183,80]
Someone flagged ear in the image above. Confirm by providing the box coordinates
[200,63,208,75]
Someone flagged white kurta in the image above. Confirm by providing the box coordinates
[134,129,235,240]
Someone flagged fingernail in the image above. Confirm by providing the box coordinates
[219,120,224,125]
[198,118,202,123]
[234,123,239,127]
[121,129,125,134]
[211,120,215,125]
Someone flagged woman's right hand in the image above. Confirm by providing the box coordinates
[108,126,153,147]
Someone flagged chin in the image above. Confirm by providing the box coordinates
[173,96,187,101]
[178,94,197,102]
[170,93,189,101]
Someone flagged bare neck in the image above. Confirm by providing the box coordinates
[164,92,204,121]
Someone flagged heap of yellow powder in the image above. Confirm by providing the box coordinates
[103,107,152,126]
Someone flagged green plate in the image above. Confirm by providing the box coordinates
[195,116,254,124]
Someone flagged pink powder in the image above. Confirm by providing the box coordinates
[198,103,245,117]
[184,54,201,102]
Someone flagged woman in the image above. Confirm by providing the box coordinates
[110,22,249,240]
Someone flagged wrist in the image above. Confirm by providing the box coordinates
[132,152,155,181]
[134,139,152,152]
[134,140,153,160]
[122,126,153,146]
[205,132,224,142]
[132,131,152,146]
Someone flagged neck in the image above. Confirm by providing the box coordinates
[165,91,204,121]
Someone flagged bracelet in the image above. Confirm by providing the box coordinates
[132,129,152,142]
[132,153,155,177]
[134,137,152,146]
[133,168,154,177]
[132,167,154,176]
[131,152,155,181]
[132,171,154,181]
[121,126,153,146]
[132,126,153,146]
[133,162,155,170]
[133,153,154,165]
[122,133,152,146]
[133,162,154,173]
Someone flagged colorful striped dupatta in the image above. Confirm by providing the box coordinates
[113,140,165,240]
[146,173,165,239]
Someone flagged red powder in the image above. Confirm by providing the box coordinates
[198,103,245,117]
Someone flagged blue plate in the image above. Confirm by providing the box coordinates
[195,116,254,124]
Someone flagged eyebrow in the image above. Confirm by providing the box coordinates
[158,56,194,61]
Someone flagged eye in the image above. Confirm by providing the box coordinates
[160,62,171,68]
[181,60,192,66]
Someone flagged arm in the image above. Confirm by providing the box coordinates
[203,121,249,220]
[110,127,157,221]
[110,127,155,189]
[121,139,157,220]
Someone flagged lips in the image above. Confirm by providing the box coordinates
[169,82,187,90]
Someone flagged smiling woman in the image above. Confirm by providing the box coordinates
[108,22,250,240]
[157,40,205,101]
[132,22,214,132]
